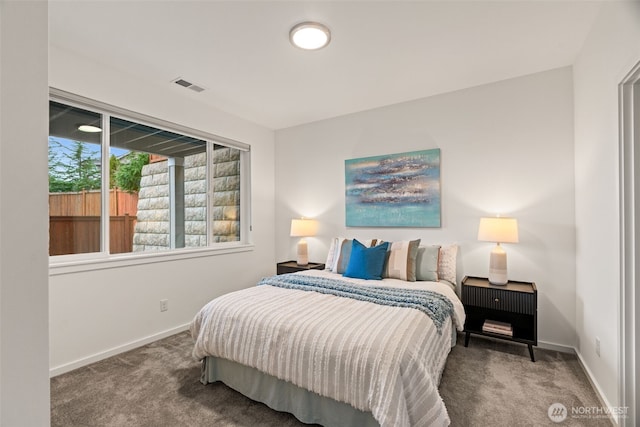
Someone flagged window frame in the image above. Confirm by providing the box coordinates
[49,88,253,274]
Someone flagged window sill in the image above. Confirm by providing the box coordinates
[49,243,254,276]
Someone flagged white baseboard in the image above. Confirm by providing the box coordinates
[46,327,617,427]
[533,342,618,426]
[538,340,576,354]
[49,323,191,378]
[575,349,618,426]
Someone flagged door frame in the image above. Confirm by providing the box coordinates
[619,61,640,427]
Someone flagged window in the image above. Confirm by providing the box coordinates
[49,102,104,255]
[48,92,249,259]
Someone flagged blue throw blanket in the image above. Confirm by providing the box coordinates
[258,274,454,334]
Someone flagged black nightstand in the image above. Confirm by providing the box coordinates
[462,276,538,362]
[276,261,325,275]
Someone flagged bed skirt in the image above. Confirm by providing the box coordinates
[201,356,380,427]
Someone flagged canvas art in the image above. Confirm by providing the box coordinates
[345,149,441,227]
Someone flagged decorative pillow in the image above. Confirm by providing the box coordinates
[438,244,458,286]
[415,245,440,281]
[328,238,347,272]
[325,237,339,270]
[332,239,353,274]
[344,239,390,280]
[328,238,380,273]
[383,239,421,281]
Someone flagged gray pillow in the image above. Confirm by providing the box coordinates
[415,245,440,281]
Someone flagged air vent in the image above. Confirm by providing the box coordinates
[172,77,205,93]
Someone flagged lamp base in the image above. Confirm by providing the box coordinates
[488,244,508,285]
[488,270,508,286]
[296,238,309,266]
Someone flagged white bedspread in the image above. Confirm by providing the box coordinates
[190,270,465,427]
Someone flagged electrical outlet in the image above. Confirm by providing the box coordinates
[160,299,168,312]
[595,337,600,357]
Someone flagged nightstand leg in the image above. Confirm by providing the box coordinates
[464,332,470,347]
[528,345,535,362]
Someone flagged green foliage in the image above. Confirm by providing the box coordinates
[114,152,149,192]
[49,138,149,194]
[109,155,120,189]
[48,139,101,192]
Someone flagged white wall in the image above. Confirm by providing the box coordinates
[0,1,50,425]
[275,67,577,349]
[48,46,276,373]
[573,1,640,414]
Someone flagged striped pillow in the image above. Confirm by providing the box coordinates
[383,239,421,281]
[333,239,353,274]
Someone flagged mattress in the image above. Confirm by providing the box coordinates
[191,270,465,427]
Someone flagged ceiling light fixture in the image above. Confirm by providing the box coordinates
[77,124,102,133]
[289,22,331,50]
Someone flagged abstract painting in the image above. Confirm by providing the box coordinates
[345,149,441,227]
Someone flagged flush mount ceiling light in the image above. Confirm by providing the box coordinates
[289,22,331,50]
[77,124,102,133]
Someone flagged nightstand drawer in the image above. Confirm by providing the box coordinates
[462,286,535,315]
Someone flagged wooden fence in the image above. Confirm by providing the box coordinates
[49,214,136,255]
[49,189,138,216]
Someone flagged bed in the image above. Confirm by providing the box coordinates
[190,240,465,427]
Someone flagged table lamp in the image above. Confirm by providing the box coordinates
[478,217,519,285]
[290,218,318,265]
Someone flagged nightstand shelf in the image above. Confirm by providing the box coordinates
[462,276,538,361]
[276,261,325,275]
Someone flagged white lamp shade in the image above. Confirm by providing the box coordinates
[290,218,318,237]
[477,217,519,243]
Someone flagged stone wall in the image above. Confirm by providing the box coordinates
[133,146,240,251]
[133,160,170,251]
[212,146,240,243]
[184,153,207,247]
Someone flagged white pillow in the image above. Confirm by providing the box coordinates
[438,244,458,286]
[324,237,339,270]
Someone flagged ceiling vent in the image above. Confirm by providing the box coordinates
[172,77,205,93]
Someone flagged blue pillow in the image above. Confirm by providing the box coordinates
[343,239,390,280]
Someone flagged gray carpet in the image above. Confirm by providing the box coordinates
[51,331,613,426]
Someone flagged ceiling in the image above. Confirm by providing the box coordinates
[49,1,602,130]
